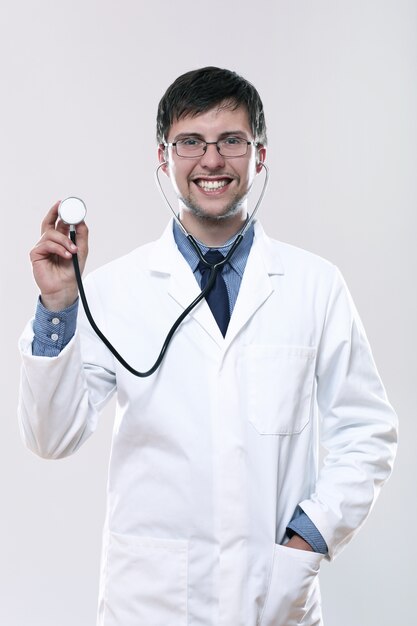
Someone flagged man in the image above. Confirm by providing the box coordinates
[19,67,397,626]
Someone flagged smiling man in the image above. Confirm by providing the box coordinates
[18,67,397,626]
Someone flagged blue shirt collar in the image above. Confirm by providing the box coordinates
[172,220,255,277]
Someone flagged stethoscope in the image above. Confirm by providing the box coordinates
[58,161,269,377]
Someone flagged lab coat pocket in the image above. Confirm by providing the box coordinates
[103,532,188,626]
[244,345,316,435]
[260,544,323,626]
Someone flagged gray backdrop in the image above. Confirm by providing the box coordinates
[1,1,415,624]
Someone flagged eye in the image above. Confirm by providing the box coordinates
[179,137,202,147]
[222,136,245,145]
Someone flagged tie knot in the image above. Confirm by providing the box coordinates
[199,249,225,270]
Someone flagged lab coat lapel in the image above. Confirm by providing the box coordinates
[148,222,225,345]
[225,222,285,343]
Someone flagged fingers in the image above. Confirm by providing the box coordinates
[30,228,78,263]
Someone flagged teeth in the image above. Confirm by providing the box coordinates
[197,179,229,190]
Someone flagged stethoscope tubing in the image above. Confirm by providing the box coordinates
[70,229,240,377]
[70,162,268,377]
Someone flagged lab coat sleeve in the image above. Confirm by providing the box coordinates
[18,280,117,460]
[299,267,398,560]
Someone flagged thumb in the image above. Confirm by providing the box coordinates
[71,221,89,273]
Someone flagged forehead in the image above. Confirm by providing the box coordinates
[168,104,252,140]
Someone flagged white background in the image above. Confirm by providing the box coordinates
[0,1,415,624]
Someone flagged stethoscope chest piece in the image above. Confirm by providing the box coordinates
[58,197,87,226]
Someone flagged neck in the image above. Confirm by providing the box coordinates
[179,210,247,247]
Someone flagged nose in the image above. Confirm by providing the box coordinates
[199,143,225,169]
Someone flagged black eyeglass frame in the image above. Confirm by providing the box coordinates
[163,139,258,159]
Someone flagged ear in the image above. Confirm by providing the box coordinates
[255,145,266,173]
[158,144,169,176]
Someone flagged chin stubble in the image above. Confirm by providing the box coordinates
[180,187,248,222]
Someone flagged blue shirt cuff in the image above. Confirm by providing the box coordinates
[32,297,79,356]
[287,508,328,554]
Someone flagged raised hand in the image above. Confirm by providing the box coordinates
[30,201,89,311]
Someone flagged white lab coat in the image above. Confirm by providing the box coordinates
[18,221,397,626]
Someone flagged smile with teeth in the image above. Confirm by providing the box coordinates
[195,178,231,191]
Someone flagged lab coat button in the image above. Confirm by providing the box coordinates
[51,333,59,341]
[51,317,60,325]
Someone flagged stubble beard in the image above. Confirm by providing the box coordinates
[179,187,249,224]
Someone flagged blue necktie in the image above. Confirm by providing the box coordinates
[198,250,230,336]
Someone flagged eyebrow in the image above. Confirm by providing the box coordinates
[172,130,250,142]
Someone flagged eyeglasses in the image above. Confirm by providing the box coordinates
[164,136,257,158]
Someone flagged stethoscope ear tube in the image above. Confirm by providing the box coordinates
[70,229,222,377]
